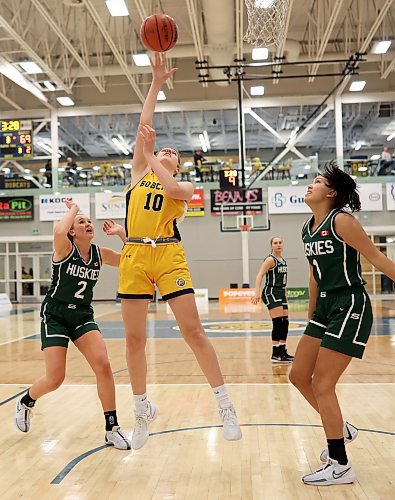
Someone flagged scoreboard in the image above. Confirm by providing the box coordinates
[0,119,33,159]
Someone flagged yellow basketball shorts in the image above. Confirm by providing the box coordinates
[118,242,194,301]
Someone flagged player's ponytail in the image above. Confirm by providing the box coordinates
[322,160,361,212]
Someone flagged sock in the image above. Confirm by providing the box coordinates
[280,316,289,342]
[213,384,232,409]
[134,393,149,415]
[104,410,119,431]
[272,345,280,357]
[20,390,36,408]
[327,438,348,465]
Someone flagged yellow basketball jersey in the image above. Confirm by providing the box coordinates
[125,171,186,239]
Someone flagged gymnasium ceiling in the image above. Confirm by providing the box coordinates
[0,0,395,159]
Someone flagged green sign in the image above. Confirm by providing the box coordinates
[287,288,309,300]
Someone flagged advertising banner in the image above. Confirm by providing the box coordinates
[187,188,205,217]
[0,177,37,189]
[210,187,262,215]
[386,183,395,210]
[0,195,34,221]
[268,183,383,214]
[268,185,310,214]
[218,288,256,303]
[357,183,382,212]
[39,193,90,221]
[95,192,126,220]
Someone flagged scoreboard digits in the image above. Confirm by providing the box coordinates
[0,119,33,159]
[219,169,239,188]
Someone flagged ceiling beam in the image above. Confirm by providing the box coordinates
[308,0,345,82]
[83,0,145,103]
[0,14,69,94]
[31,0,106,94]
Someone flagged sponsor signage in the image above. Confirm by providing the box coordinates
[218,288,256,303]
[268,183,383,214]
[0,195,34,221]
[268,186,310,214]
[386,183,395,211]
[187,188,205,217]
[210,187,262,215]
[287,287,309,300]
[0,177,37,189]
[95,192,126,219]
[357,183,382,212]
[39,193,90,221]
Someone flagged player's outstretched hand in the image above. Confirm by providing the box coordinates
[64,198,79,212]
[139,124,156,158]
[151,52,177,85]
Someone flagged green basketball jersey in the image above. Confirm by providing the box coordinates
[302,209,364,292]
[47,243,102,306]
[264,254,287,289]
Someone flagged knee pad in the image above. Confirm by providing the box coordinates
[271,317,283,341]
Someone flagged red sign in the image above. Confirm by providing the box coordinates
[187,188,205,217]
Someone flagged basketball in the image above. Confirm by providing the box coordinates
[140,14,178,52]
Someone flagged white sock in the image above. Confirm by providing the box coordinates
[213,384,232,409]
[134,393,149,414]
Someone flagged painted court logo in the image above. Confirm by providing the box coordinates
[175,277,186,287]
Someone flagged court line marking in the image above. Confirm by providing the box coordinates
[50,423,395,484]
[0,310,114,347]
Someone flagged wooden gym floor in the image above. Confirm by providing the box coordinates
[0,300,394,499]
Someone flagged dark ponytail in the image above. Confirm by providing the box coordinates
[321,160,361,212]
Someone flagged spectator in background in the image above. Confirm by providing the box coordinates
[44,160,52,187]
[378,146,395,176]
[65,156,79,187]
[193,149,206,182]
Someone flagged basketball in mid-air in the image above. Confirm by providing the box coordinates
[140,14,178,52]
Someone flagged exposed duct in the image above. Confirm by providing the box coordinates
[202,0,235,86]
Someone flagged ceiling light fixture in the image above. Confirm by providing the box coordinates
[250,85,265,95]
[43,80,56,91]
[57,96,75,106]
[18,61,44,74]
[199,134,208,153]
[371,40,392,54]
[387,131,395,141]
[252,48,269,60]
[157,90,166,101]
[105,0,129,17]
[349,81,366,92]
[132,53,150,66]
[112,137,130,155]
[0,56,47,102]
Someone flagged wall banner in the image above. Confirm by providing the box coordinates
[210,188,263,215]
[0,195,34,221]
[268,186,311,214]
[386,183,395,211]
[95,192,126,219]
[39,193,90,221]
[187,188,205,217]
[357,183,382,212]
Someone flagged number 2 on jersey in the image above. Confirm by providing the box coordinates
[74,280,87,299]
[144,193,164,212]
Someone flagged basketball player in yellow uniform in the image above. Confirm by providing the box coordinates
[119,52,241,450]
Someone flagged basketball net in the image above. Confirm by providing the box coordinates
[244,0,290,48]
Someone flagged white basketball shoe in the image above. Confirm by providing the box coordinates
[105,426,131,450]
[131,401,158,450]
[303,458,356,486]
[15,398,32,433]
[219,405,242,441]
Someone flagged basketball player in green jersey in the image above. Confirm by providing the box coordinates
[289,162,395,485]
[15,199,131,450]
[251,236,293,362]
